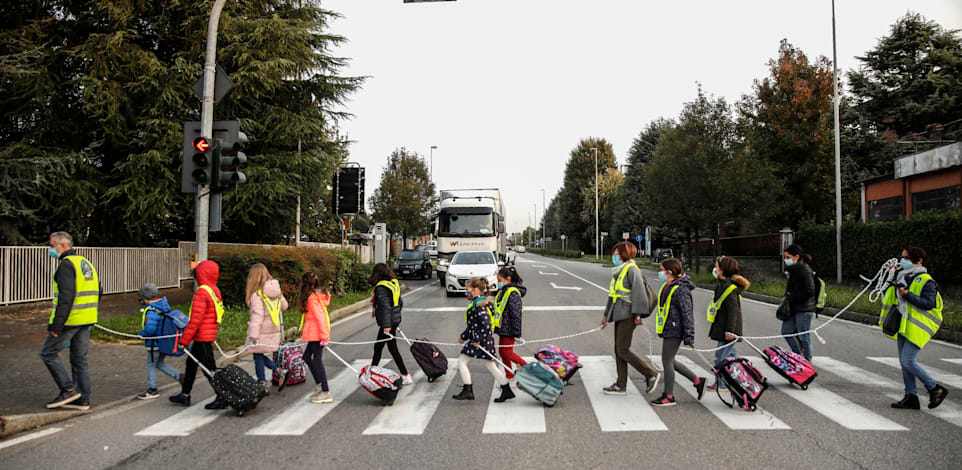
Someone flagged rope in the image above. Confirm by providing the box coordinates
[325,345,360,375]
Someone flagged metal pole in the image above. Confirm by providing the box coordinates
[832,0,843,283]
[533,203,538,248]
[430,145,437,181]
[196,0,229,262]
[592,147,599,259]
[541,188,546,247]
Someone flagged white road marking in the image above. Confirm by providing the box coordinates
[744,356,907,431]
[532,265,548,268]
[404,306,605,312]
[246,360,376,436]
[135,397,230,436]
[818,357,962,427]
[550,282,583,291]
[362,360,458,435]
[538,261,608,292]
[868,357,962,389]
[0,427,63,451]
[578,355,667,432]
[941,359,962,366]
[483,357,545,434]
[538,271,559,276]
[663,355,791,430]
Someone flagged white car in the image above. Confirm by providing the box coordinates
[442,250,502,297]
[505,249,517,265]
[515,245,526,253]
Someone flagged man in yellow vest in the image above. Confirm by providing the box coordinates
[39,232,101,411]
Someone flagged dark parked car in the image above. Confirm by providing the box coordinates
[653,248,673,261]
[394,250,433,279]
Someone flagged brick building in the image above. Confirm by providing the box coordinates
[861,142,962,222]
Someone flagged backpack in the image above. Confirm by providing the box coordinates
[156,309,189,357]
[642,275,657,316]
[713,357,768,411]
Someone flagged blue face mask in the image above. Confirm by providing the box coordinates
[496,282,505,290]
[784,258,795,267]
[658,271,668,282]
[612,255,622,266]
[48,248,60,259]
[899,258,915,270]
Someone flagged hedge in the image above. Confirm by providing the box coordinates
[209,245,373,307]
[795,210,962,287]
[528,248,584,258]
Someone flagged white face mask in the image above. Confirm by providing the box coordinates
[712,267,719,279]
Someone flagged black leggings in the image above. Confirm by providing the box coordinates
[182,341,217,395]
[372,326,408,375]
[303,342,329,391]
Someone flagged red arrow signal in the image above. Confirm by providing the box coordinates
[193,137,211,153]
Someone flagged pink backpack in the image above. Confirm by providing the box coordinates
[272,340,306,386]
[714,357,768,411]
[763,345,817,389]
[535,344,581,383]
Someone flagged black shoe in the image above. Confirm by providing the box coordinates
[603,383,627,396]
[137,389,159,400]
[204,397,227,410]
[891,394,920,409]
[694,377,707,401]
[645,373,661,394]
[452,384,474,401]
[650,394,677,407]
[46,389,81,409]
[494,384,515,403]
[928,384,949,409]
[62,400,90,410]
[169,393,191,407]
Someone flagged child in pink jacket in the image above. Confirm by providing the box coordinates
[245,263,289,394]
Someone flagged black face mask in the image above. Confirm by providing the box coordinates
[139,299,146,306]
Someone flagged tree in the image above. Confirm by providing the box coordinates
[369,148,438,247]
[739,40,835,227]
[611,118,674,240]
[581,167,623,250]
[0,0,361,245]
[848,13,962,139]
[556,137,617,252]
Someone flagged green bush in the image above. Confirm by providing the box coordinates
[529,248,583,258]
[796,210,962,287]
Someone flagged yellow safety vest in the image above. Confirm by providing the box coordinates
[608,261,638,304]
[50,255,100,326]
[707,284,739,323]
[197,285,225,323]
[259,290,281,326]
[493,287,522,328]
[879,274,943,349]
[465,297,498,329]
[656,284,680,335]
[376,279,400,307]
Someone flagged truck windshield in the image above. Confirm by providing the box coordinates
[439,212,494,236]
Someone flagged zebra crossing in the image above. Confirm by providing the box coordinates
[130,354,962,438]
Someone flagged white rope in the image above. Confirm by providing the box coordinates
[324,345,359,375]
[92,324,182,339]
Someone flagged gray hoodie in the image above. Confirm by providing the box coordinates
[603,262,651,323]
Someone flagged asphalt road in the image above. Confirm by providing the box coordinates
[3,253,962,469]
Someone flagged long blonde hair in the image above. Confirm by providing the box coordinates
[245,263,273,307]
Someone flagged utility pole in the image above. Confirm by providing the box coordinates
[541,188,546,248]
[533,203,538,248]
[196,0,229,262]
[832,0,843,283]
[430,145,437,181]
[591,147,599,259]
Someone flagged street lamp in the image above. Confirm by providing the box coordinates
[831,1,843,283]
[591,147,599,259]
[430,145,438,182]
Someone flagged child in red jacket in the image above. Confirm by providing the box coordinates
[169,260,225,409]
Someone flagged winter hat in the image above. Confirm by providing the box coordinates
[138,282,159,300]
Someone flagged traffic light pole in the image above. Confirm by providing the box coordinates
[197,0,229,262]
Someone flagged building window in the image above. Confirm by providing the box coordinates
[912,185,961,214]
[868,196,904,222]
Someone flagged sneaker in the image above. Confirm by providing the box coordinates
[402,374,414,385]
[137,389,159,400]
[259,381,271,396]
[693,377,707,401]
[169,393,191,407]
[204,397,227,410]
[277,369,290,392]
[645,372,661,394]
[46,389,81,409]
[891,394,921,410]
[650,394,676,407]
[928,384,949,409]
[62,400,90,410]
[311,390,333,404]
[603,384,627,396]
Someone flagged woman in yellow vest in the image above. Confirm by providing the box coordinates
[651,259,707,407]
[245,263,289,395]
[369,263,412,385]
[887,246,948,410]
[706,256,749,391]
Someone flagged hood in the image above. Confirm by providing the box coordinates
[674,274,696,292]
[475,297,494,308]
[263,279,283,299]
[505,283,527,297]
[194,260,219,287]
[147,296,171,313]
[730,274,750,291]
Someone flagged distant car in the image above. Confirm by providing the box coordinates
[515,245,526,253]
[654,248,673,260]
[426,240,438,258]
[505,249,517,265]
[394,250,433,280]
[443,250,502,297]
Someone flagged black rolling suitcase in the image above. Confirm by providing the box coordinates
[210,364,265,416]
[400,330,448,382]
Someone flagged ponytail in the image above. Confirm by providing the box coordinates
[498,266,523,285]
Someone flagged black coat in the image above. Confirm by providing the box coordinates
[373,284,403,328]
[708,276,748,342]
[785,262,817,314]
[493,283,526,338]
[460,298,497,360]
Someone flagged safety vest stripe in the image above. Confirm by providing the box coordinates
[71,303,99,310]
[906,315,938,337]
[912,308,942,327]
[76,290,100,297]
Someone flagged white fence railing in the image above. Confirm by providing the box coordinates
[0,246,181,306]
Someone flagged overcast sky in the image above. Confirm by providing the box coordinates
[323,0,962,234]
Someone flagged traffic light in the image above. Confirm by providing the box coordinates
[332,166,366,215]
[213,131,248,191]
[190,137,213,186]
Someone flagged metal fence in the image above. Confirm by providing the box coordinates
[0,246,181,306]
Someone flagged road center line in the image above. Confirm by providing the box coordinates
[0,427,63,451]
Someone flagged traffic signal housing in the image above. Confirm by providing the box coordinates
[213,131,248,192]
[190,137,213,186]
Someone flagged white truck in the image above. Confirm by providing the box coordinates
[435,188,508,285]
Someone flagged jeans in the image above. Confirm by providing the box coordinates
[39,326,91,401]
[252,353,277,382]
[498,336,526,379]
[372,326,408,376]
[146,350,181,389]
[303,342,329,391]
[898,335,936,395]
[781,312,814,361]
[713,340,737,388]
[613,319,657,388]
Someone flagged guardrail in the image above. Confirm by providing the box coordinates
[0,246,180,306]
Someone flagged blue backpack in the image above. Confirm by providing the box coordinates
[156,309,189,357]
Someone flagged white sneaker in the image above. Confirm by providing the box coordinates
[402,374,414,385]
[311,391,333,404]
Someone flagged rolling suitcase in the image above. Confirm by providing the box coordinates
[400,330,448,382]
[359,365,403,405]
[758,345,817,389]
[210,364,265,416]
[534,344,582,384]
[713,356,768,412]
[515,362,564,407]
